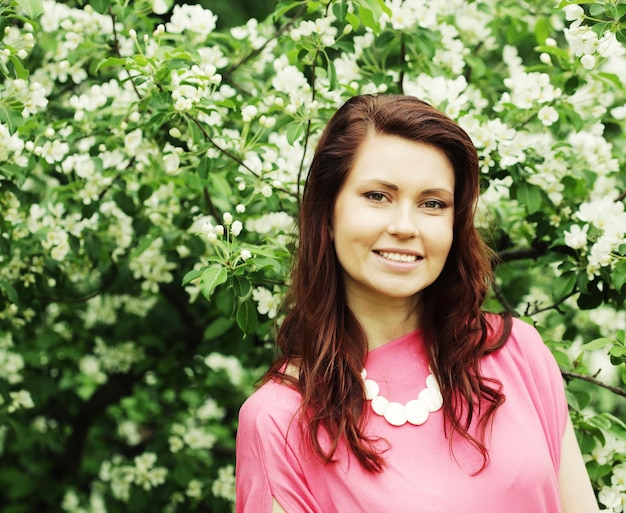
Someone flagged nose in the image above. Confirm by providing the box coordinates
[386,205,418,238]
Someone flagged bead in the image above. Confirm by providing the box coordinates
[361,369,442,427]
[383,402,407,427]
[426,373,440,391]
[364,379,380,400]
[371,395,389,416]
[404,400,429,425]
[419,387,443,412]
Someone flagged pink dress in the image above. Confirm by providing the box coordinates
[235,318,568,513]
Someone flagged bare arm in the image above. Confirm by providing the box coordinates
[559,416,600,513]
[272,498,287,513]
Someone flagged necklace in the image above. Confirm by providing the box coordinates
[361,368,443,427]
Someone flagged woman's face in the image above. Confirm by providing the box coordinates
[331,132,455,311]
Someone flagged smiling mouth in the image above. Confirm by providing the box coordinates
[376,251,422,263]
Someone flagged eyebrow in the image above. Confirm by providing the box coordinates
[359,180,454,197]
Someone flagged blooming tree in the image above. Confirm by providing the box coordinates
[0,0,625,511]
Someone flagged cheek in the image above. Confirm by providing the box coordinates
[429,220,454,255]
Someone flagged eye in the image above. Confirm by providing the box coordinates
[365,192,388,202]
[421,199,447,210]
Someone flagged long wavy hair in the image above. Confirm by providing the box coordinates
[265,94,512,473]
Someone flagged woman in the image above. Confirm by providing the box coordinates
[235,95,598,513]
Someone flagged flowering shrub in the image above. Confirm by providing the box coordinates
[0,0,625,511]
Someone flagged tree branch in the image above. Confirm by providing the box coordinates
[490,281,519,316]
[229,6,307,74]
[109,6,142,101]
[562,370,626,399]
[526,289,579,316]
[497,247,543,262]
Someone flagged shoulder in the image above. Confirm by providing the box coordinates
[485,313,548,355]
[506,317,553,360]
[486,316,565,394]
[238,379,303,436]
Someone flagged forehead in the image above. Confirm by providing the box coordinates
[343,133,455,189]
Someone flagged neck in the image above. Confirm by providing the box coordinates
[348,295,422,351]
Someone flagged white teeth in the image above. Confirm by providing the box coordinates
[378,251,419,263]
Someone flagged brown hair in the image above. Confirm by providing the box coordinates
[266,94,511,472]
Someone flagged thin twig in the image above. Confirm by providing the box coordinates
[229,6,307,74]
[562,370,626,399]
[108,6,142,101]
[490,281,519,316]
[34,290,102,305]
[527,289,579,316]
[497,247,542,262]
[186,113,298,198]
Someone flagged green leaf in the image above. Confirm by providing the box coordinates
[130,235,156,259]
[0,279,18,303]
[204,317,235,340]
[200,265,228,299]
[515,182,543,215]
[94,57,127,74]
[551,348,571,368]
[232,276,251,298]
[8,55,29,80]
[586,414,612,431]
[589,3,605,17]
[208,172,232,203]
[197,156,209,180]
[236,299,258,334]
[0,104,25,134]
[577,292,602,310]
[356,5,379,33]
[286,121,305,145]
[612,260,626,292]
[273,1,305,20]
[88,0,111,14]
[534,16,552,43]
[15,0,43,19]
[565,389,581,410]
[138,184,153,202]
[582,337,613,351]
[327,58,338,91]
[360,0,391,16]
[345,12,361,31]
[181,268,203,286]
[552,271,577,300]
[113,191,136,216]
[571,390,591,411]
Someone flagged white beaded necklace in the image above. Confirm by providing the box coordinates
[361,368,443,427]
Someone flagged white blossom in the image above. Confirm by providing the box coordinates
[8,390,35,412]
[581,54,596,69]
[563,4,584,22]
[271,59,310,95]
[252,286,282,319]
[231,220,243,236]
[538,105,559,126]
[564,224,589,250]
[186,479,203,499]
[241,105,257,123]
[166,5,217,36]
[204,352,244,386]
[212,464,236,502]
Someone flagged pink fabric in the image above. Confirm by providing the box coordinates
[235,318,568,513]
